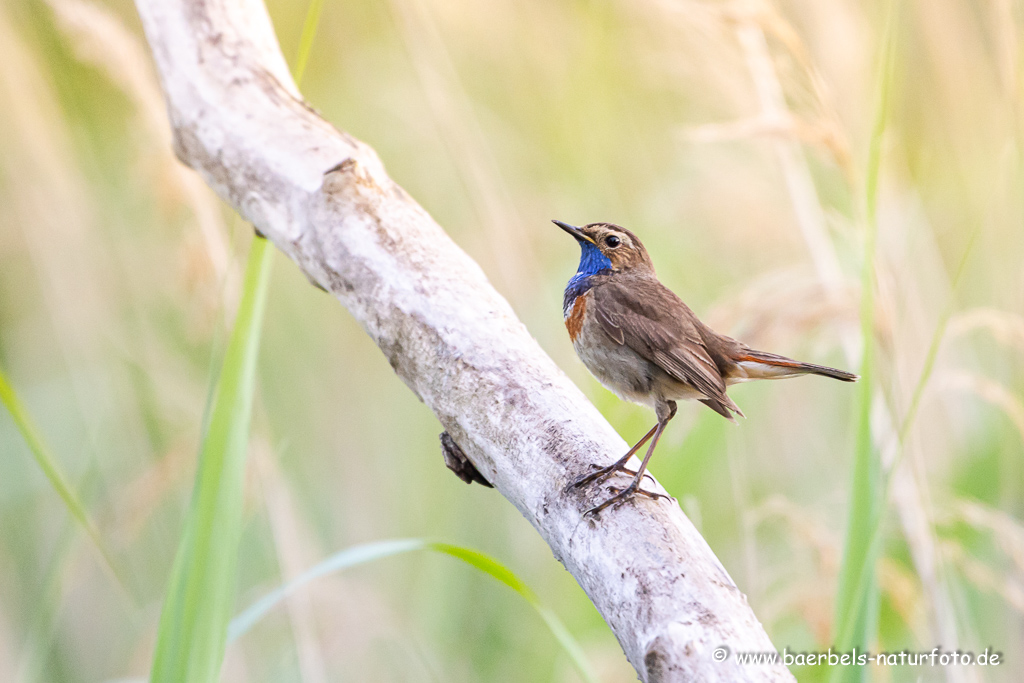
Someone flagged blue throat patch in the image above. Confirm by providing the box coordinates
[563,240,612,314]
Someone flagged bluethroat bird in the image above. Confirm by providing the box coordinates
[555,220,857,515]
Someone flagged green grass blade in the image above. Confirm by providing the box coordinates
[426,542,598,683]
[228,539,427,641]
[830,226,979,673]
[16,470,95,683]
[228,539,599,683]
[0,367,121,581]
[896,232,977,445]
[150,1,325,678]
[292,0,326,85]
[831,5,897,681]
[149,237,274,683]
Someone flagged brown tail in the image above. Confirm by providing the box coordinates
[736,350,858,382]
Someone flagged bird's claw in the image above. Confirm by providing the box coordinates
[571,463,654,490]
[571,465,617,489]
[583,482,672,516]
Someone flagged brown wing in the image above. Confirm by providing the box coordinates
[590,279,740,418]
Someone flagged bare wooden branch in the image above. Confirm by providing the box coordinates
[133,1,793,679]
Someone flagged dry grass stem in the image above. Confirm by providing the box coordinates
[252,442,329,683]
[389,0,538,301]
[948,308,1024,354]
[954,500,1024,576]
[705,267,858,347]
[751,495,841,576]
[46,0,238,309]
[942,370,1024,444]
[942,540,1024,615]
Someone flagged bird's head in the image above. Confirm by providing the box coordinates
[553,220,654,277]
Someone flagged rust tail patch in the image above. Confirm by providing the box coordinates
[736,353,801,368]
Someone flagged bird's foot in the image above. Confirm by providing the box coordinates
[584,480,672,516]
[571,462,654,490]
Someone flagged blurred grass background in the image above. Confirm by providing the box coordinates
[0,0,1022,681]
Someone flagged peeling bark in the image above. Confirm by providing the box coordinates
[133,0,793,679]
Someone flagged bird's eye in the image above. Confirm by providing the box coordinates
[605,235,621,248]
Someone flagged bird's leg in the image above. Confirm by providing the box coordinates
[585,401,677,515]
[579,444,659,485]
[570,423,658,489]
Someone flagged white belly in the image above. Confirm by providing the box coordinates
[572,319,704,407]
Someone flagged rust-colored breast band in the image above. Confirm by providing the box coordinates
[566,294,587,342]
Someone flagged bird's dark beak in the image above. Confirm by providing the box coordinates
[552,220,595,245]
